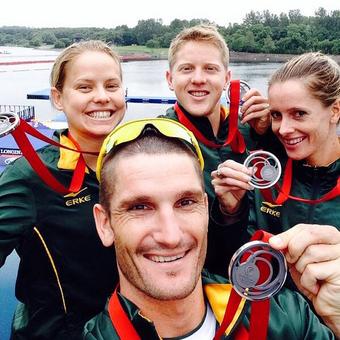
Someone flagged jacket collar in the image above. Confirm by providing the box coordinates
[56,130,89,173]
[116,271,247,338]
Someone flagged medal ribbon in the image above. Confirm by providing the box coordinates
[10,119,97,194]
[175,80,246,153]
[260,158,340,204]
[108,288,141,340]
[214,230,272,340]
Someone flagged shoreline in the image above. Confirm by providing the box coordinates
[230,51,340,63]
[1,46,339,64]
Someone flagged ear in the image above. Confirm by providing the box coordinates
[93,203,115,247]
[223,70,232,90]
[166,70,174,91]
[330,99,340,124]
[50,87,64,111]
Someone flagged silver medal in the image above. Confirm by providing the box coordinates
[243,150,281,189]
[225,80,251,117]
[0,112,20,137]
[229,240,287,301]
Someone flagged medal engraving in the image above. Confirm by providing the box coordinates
[229,241,287,301]
[243,150,282,189]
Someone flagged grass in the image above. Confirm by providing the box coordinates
[115,45,168,58]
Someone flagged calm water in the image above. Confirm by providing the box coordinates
[0,46,283,122]
[0,46,283,339]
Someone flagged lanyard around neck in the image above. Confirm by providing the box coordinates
[10,119,97,194]
[175,80,246,153]
[260,158,340,204]
[108,288,141,340]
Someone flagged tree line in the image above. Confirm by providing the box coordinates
[0,8,339,55]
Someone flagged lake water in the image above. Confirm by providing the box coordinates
[1,46,283,122]
[0,46,284,339]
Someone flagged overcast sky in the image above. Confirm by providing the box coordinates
[0,0,338,28]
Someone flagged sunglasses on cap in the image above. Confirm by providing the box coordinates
[96,118,204,181]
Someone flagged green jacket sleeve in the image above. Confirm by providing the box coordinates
[267,288,336,339]
[0,160,36,266]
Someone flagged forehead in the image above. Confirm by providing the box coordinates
[65,51,120,80]
[269,79,313,106]
[111,153,203,202]
[172,41,224,66]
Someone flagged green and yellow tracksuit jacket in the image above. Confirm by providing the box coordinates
[83,270,335,339]
[247,157,340,291]
[164,105,275,276]
[0,130,118,339]
[248,157,340,234]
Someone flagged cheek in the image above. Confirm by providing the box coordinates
[271,121,280,135]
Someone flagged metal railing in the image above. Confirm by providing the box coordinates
[0,105,35,121]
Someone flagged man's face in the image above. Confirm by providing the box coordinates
[166,41,230,120]
[94,152,208,301]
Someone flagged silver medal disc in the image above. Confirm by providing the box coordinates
[226,80,251,117]
[0,112,20,137]
[229,240,287,301]
[243,150,281,189]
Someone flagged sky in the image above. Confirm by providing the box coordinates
[0,0,339,28]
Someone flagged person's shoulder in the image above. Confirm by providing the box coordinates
[161,106,177,120]
[268,288,335,339]
[202,269,229,284]
[83,308,119,340]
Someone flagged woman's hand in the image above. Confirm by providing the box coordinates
[211,159,253,214]
[240,88,271,135]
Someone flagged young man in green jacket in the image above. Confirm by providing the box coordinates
[163,24,274,275]
[84,118,340,339]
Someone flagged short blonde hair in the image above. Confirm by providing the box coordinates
[50,40,122,92]
[168,24,229,69]
[269,52,340,108]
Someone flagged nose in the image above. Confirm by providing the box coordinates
[153,207,182,248]
[93,86,110,103]
[278,116,295,136]
[191,69,206,85]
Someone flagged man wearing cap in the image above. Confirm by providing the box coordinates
[84,118,340,339]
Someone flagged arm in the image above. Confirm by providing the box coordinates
[269,224,340,337]
[0,163,35,266]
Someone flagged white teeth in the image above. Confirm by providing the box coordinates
[285,137,303,145]
[190,91,207,97]
[88,111,111,119]
[149,253,185,263]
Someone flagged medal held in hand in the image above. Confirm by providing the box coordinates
[244,150,282,189]
[229,240,287,301]
[226,80,251,117]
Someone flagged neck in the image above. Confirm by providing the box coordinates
[121,280,206,338]
[207,107,223,137]
[67,129,104,171]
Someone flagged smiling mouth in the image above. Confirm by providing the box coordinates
[189,91,209,97]
[87,110,113,119]
[283,137,305,145]
[147,252,186,263]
